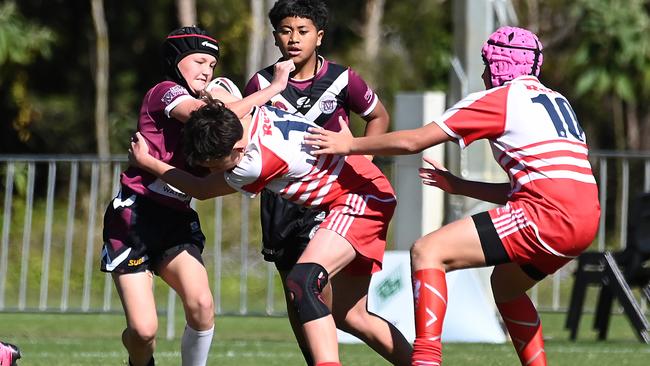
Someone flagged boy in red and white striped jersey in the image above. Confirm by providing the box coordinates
[305,26,600,366]
[128,98,410,366]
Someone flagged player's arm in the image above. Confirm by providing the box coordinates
[166,87,240,123]
[128,132,236,200]
[168,60,295,123]
[166,83,250,123]
[363,100,390,136]
[419,156,510,205]
[360,100,390,160]
[169,97,206,123]
[305,117,453,156]
[346,69,390,159]
[222,60,295,118]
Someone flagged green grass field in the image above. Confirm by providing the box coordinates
[1,311,648,365]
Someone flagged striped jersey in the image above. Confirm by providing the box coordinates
[435,76,598,213]
[224,105,392,207]
[243,57,379,131]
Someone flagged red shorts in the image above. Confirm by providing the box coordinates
[320,191,396,275]
[486,199,599,276]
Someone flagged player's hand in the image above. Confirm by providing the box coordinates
[304,116,353,155]
[418,156,459,193]
[128,132,151,168]
[271,59,295,92]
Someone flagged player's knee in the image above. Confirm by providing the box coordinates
[184,291,215,327]
[410,238,432,266]
[195,291,215,314]
[128,323,158,345]
[286,262,331,324]
[411,236,447,269]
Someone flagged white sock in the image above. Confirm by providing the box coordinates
[181,324,214,366]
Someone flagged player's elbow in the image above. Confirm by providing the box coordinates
[400,138,427,154]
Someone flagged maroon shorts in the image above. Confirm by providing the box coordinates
[100,190,205,275]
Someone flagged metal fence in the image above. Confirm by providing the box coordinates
[0,151,648,322]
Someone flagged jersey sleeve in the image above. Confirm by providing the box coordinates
[243,73,262,97]
[436,86,509,148]
[346,68,378,117]
[148,81,193,119]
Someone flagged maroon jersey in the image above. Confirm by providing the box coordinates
[121,81,198,211]
[243,57,378,131]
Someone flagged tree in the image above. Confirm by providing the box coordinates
[90,0,110,159]
[513,0,650,151]
[0,1,54,149]
[360,0,385,86]
[246,0,278,79]
[568,0,650,151]
[176,0,197,26]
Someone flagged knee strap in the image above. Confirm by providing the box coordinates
[286,262,330,324]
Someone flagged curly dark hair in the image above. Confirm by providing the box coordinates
[268,0,328,31]
[183,95,243,167]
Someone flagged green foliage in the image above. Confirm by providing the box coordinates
[569,0,650,102]
[0,2,55,147]
[5,1,454,154]
[0,2,55,74]
[199,0,251,85]
[5,1,650,153]
[382,0,452,92]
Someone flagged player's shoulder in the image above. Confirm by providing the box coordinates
[469,83,510,101]
[317,58,350,81]
[254,64,276,81]
[321,58,348,73]
[141,80,191,110]
[509,76,556,93]
[244,65,275,96]
[148,80,182,93]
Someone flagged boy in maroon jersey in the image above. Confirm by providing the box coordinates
[128,96,411,366]
[305,26,600,366]
[244,1,409,364]
[100,26,293,366]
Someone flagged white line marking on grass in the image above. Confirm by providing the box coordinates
[26,350,300,359]
[551,346,650,354]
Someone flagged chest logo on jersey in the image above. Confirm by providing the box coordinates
[297,96,312,109]
[319,96,338,114]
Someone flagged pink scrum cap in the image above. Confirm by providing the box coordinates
[481,26,543,87]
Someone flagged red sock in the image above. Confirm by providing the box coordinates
[315,363,341,366]
[411,268,447,366]
[496,294,546,366]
